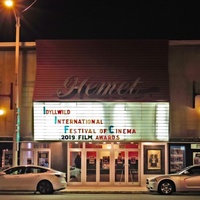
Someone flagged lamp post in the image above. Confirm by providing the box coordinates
[4,0,37,166]
[4,0,20,166]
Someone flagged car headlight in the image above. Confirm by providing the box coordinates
[149,178,157,182]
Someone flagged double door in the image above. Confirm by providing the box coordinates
[20,148,51,167]
[68,144,139,185]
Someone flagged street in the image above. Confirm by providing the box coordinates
[0,192,200,200]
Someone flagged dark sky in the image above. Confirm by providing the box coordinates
[1,0,200,42]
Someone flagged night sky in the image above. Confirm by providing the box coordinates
[1,0,200,42]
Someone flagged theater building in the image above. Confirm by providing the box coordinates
[1,40,200,187]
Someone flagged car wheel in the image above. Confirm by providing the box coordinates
[158,180,174,195]
[37,180,54,194]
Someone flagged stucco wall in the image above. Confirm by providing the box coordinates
[169,43,200,139]
[0,49,16,138]
[20,50,36,140]
[0,43,36,140]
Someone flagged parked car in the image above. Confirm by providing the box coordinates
[0,165,66,194]
[70,166,81,181]
[146,164,200,195]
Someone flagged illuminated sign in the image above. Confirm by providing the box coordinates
[33,102,169,141]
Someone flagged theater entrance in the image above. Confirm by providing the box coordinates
[68,142,139,186]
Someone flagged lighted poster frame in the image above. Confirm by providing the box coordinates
[144,145,165,174]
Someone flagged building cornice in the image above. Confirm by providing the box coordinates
[1,40,200,48]
[0,42,36,48]
[169,40,200,46]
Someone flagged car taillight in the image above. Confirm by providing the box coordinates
[55,174,66,178]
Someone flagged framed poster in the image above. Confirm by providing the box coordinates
[144,145,165,174]
[193,152,200,164]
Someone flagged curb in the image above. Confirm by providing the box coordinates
[63,191,149,194]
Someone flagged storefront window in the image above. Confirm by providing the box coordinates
[170,145,186,173]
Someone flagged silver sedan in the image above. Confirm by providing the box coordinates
[146,164,200,195]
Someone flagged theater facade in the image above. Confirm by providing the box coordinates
[28,40,169,186]
[13,40,200,188]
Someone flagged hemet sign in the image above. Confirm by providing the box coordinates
[56,76,159,99]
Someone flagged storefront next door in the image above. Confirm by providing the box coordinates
[68,142,139,186]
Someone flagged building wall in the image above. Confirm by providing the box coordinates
[169,41,200,140]
[0,49,15,138]
[1,41,200,169]
[50,142,67,173]
[1,41,200,140]
[20,50,36,140]
[0,43,36,141]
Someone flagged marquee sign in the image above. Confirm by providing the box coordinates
[33,102,169,142]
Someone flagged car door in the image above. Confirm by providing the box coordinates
[20,167,39,190]
[0,171,17,190]
[0,167,25,190]
[183,166,200,190]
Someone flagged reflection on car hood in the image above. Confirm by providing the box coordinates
[148,173,180,180]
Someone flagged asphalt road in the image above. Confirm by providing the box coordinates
[0,192,200,200]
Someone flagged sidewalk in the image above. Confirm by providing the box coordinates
[62,185,148,194]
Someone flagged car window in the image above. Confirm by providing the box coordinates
[25,167,33,174]
[4,166,48,175]
[31,167,48,174]
[188,166,200,175]
[5,167,26,175]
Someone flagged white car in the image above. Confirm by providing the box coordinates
[70,166,81,181]
[0,165,66,194]
[146,164,200,195]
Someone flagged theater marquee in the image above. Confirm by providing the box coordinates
[33,102,169,142]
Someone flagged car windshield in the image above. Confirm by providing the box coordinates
[171,165,191,175]
[176,166,200,175]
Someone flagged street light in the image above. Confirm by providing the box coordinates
[0,109,5,115]
[4,0,37,166]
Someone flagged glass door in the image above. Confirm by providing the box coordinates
[86,151,96,182]
[68,142,139,186]
[100,150,110,182]
[114,150,139,184]
[69,151,82,182]
[34,149,51,168]
[86,147,111,184]
[128,151,138,183]
[114,151,125,183]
